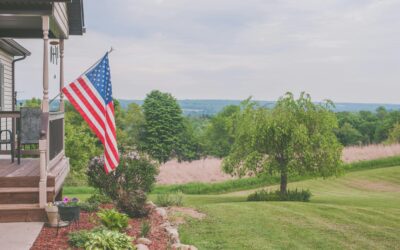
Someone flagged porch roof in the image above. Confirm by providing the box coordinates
[0,39,31,57]
[0,0,85,38]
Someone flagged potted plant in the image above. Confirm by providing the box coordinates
[45,202,58,226]
[57,197,80,222]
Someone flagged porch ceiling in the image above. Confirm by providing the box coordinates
[0,0,85,38]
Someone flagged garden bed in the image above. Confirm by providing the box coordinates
[31,204,168,250]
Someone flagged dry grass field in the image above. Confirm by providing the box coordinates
[342,143,400,163]
[157,143,400,184]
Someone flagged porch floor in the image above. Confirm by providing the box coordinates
[0,159,40,177]
[0,158,66,178]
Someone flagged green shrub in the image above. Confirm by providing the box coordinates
[87,153,158,217]
[97,209,129,232]
[247,189,311,202]
[68,228,135,250]
[87,193,112,204]
[155,192,183,207]
[79,201,100,212]
[140,220,151,238]
[68,229,92,248]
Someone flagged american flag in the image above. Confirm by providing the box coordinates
[62,53,119,173]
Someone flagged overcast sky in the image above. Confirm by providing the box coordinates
[15,0,400,103]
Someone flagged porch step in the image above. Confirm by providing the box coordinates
[0,176,55,188]
[0,192,54,204]
[0,203,40,210]
[0,203,46,222]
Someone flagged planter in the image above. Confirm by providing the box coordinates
[45,206,59,226]
[58,205,80,222]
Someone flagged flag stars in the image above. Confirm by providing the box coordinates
[86,54,113,103]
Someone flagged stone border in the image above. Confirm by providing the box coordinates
[148,201,198,250]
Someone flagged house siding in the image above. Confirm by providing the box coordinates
[0,48,14,150]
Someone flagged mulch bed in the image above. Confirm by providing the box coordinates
[31,204,169,250]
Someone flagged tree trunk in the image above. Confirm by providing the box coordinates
[280,172,288,194]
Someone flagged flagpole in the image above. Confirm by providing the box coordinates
[49,48,114,105]
[82,47,114,76]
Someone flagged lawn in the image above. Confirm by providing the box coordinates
[178,166,400,250]
[64,166,400,249]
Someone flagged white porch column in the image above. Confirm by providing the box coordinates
[39,16,50,208]
[59,39,65,112]
[42,16,50,113]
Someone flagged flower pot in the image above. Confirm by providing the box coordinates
[45,206,59,225]
[58,205,80,222]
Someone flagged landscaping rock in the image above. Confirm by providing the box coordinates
[155,207,168,219]
[165,226,180,243]
[136,243,149,250]
[137,237,152,245]
[161,222,171,228]
[171,243,198,250]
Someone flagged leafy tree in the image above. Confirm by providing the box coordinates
[64,103,101,181]
[223,92,342,194]
[141,90,186,163]
[203,105,240,157]
[122,103,145,148]
[335,122,363,146]
[386,123,400,144]
[65,121,101,177]
[23,97,41,108]
[175,118,203,161]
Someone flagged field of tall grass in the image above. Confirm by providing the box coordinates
[342,143,400,163]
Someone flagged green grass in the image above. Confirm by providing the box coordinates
[65,155,400,198]
[153,155,400,195]
[64,159,400,249]
[63,186,95,201]
[178,166,400,249]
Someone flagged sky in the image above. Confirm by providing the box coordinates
[15,0,400,103]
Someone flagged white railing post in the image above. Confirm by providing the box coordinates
[39,139,47,207]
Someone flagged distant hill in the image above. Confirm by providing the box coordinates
[118,99,400,116]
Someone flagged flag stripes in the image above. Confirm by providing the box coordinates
[62,53,119,173]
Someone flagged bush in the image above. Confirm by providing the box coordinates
[68,228,135,250]
[140,220,151,238]
[79,201,99,212]
[87,193,112,204]
[247,189,311,202]
[87,153,158,217]
[97,209,129,232]
[155,192,183,207]
[68,229,92,248]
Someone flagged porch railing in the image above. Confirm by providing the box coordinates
[49,111,64,163]
[0,111,19,155]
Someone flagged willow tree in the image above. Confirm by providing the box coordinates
[223,92,342,194]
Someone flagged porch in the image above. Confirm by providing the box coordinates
[0,157,69,222]
[0,0,85,222]
[0,110,68,222]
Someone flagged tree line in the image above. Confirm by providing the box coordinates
[23,91,400,188]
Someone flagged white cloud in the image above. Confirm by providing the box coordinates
[14,0,400,103]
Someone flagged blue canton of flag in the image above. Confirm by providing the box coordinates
[86,54,113,104]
